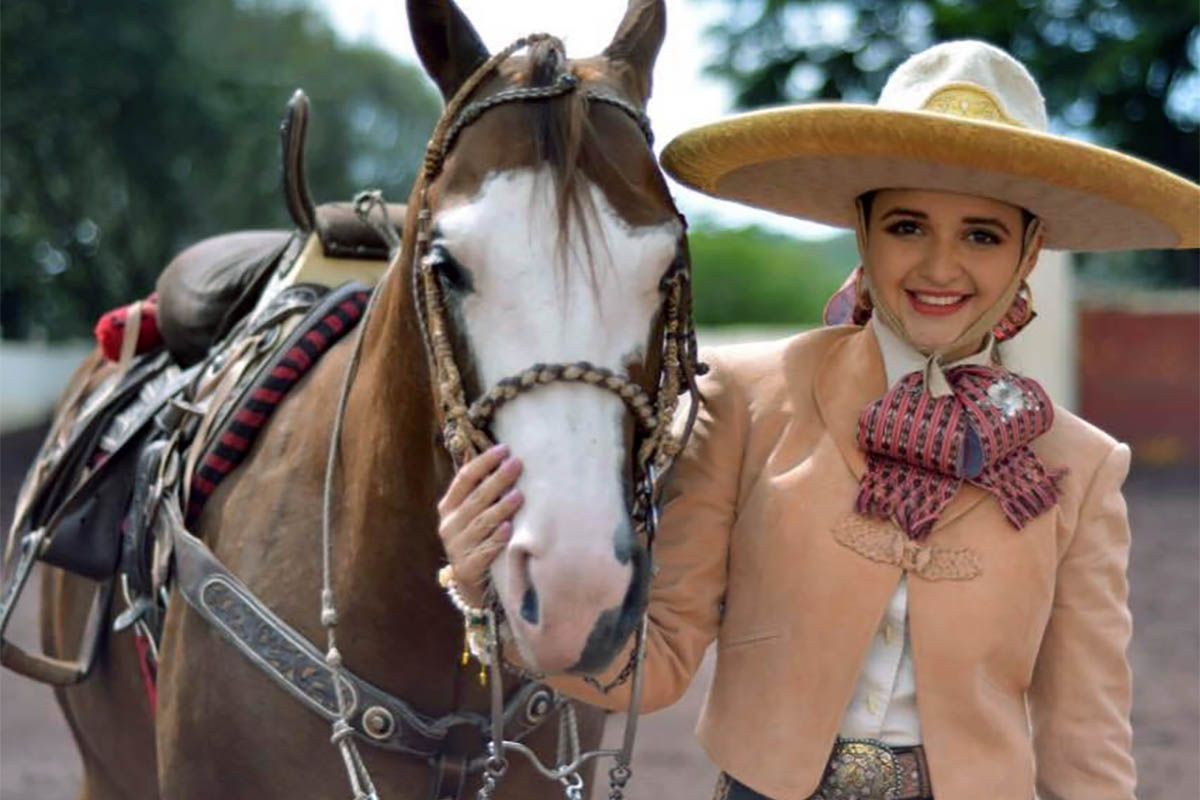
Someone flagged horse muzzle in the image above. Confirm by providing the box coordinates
[495,524,648,675]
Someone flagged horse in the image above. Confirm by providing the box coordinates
[27,0,696,797]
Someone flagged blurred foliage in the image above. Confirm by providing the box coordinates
[1,0,440,340]
[689,222,856,325]
[696,0,1200,286]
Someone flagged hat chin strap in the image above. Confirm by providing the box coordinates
[854,197,1043,394]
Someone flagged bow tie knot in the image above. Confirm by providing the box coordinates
[855,365,1061,539]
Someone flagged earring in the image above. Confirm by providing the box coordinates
[992,279,1036,342]
[823,266,874,327]
[851,267,874,326]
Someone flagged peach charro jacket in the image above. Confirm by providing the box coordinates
[551,324,1135,800]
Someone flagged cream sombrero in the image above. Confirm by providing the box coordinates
[660,40,1200,251]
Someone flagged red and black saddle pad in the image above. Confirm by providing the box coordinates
[186,282,370,526]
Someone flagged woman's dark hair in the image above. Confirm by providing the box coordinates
[857,190,1035,233]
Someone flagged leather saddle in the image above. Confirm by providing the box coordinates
[0,89,403,684]
[156,89,406,366]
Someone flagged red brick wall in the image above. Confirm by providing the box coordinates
[1079,309,1200,465]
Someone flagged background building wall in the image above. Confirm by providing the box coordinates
[1078,288,1200,465]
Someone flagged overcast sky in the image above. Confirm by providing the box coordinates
[316,0,839,238]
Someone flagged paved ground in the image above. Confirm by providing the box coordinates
[1,424,1196,799]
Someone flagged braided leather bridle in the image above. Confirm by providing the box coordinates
[412,39,702,482]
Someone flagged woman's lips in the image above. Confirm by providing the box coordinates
[906,290,971,317]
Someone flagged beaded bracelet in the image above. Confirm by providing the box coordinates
[437,565,495,681]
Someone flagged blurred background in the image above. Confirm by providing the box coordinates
[1,0,1197,797]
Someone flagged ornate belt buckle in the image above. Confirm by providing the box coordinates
[816,738,903,800]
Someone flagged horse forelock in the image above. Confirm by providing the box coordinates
[525,38,602,285]
[446,41,662,290]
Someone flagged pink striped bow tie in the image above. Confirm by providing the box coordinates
[855,365,1062,540]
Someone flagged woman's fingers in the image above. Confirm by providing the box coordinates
[440,490,524,604]
[456,521,515,590]
[436,445,526,599]
[456,456,522,525]
[446,482,524,560]
[468,488,524,539]
[438,443,510,516]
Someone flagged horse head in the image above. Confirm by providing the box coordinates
[407,0,686,675]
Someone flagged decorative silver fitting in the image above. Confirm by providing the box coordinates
[524,687,556,725]
[361,706,396,740]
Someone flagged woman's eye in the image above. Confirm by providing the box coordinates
[885,220,922,236]
[966,229,1002,246]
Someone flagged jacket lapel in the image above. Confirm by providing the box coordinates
[813,328,882,481]
[812,327,989,533]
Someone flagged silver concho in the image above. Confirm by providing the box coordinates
[361,706,396,740]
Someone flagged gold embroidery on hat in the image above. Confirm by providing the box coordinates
[922,83,1023,128]
[831,514,983,581]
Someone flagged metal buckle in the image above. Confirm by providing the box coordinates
[816,739,904,800]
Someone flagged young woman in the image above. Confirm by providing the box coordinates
[435,41,1199,799]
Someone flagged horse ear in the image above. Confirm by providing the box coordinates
[603,0,667,105]
[407,0,491,100]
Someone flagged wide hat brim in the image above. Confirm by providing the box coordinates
[660,105,1200,252]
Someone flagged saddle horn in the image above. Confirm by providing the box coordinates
[281,89,316,233]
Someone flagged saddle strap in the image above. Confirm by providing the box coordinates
[162,497,558,759]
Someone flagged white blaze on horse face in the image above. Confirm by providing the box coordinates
[436,167,679,672]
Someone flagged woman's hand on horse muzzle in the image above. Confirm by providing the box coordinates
[437,443,524,606]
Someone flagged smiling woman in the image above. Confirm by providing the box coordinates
[862,188,1040,357]
[437,37,1200,800]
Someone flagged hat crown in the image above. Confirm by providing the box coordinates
[877,40,1049,132]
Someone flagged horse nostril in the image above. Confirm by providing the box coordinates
[520,586,540,625]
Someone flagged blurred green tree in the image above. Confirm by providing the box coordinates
[1,0,439,340]
[689,223,856,326]
[695,0,1199,285]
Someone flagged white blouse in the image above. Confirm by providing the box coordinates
[836,319,996,746]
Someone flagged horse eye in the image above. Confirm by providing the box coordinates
[429,245,474,294]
